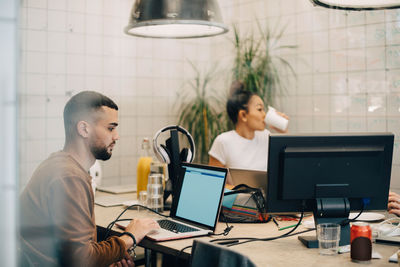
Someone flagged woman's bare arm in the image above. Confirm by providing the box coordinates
[209,156,233,185]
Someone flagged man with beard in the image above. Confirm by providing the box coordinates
[20,91,159,267]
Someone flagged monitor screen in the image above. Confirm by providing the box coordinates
[265,133,394,247]
[175,165,227,228]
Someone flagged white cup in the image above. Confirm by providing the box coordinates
[264,106,289,131]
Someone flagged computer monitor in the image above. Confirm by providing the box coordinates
[266,133,394,247]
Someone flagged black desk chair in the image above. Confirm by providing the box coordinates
[190,239,256,267]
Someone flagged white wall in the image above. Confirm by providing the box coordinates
[213,0,400,191]
[18,0,212,188]
[19,0,400,192]
[1,0,18,265]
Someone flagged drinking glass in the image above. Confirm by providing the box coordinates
[317,223,341,255]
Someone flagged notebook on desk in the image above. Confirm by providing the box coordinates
[95,194,133,207]
[146,163,228,242]
[96,184,137,194]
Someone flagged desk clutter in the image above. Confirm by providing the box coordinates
[389,250,399,263]
[221,184,269,223]
[97,188,400,266]
[93,133,398,265]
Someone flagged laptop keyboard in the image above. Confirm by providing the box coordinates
[158,219,199,233]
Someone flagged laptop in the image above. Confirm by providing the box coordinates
[146,163,228,241]
[229,168,268,190]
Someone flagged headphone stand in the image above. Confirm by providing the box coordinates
[163,129,181,209]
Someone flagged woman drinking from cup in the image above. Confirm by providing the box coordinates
[208,81,288,184]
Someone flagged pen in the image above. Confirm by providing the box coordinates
[272,217,280,228]
[278,223,299,231]
[216,240,239,245]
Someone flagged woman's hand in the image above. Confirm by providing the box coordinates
[388,191,400,216]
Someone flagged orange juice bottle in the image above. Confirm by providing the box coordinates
[136,138,152,198]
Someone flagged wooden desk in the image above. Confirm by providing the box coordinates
[95,192,399,266]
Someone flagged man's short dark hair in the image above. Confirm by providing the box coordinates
[63,91,118,140]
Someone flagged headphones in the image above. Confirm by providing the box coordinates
[152,125,195,164]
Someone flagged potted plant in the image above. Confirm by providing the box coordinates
[177,22,296,163]
[177,62,227,164]
[232,21,296,107]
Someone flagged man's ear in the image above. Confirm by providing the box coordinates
[238,110,247,122]
[77,121,90,138]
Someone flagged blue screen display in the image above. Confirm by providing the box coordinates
[175,166,226,227]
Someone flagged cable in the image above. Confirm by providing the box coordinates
[218,199,367,247]
[210,200,308,247]
[106,218,133,232]
[340,201,366,227]
[228,211,306,247]
[104,204,169,239]
[211,213,234,236]
[177,245,192,257]
[227,229,315,247]
[212,226,234,236]
[174,245,192,267]
[105,218,132,231]
[105,204,234,240]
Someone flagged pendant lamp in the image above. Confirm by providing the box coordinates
[124,0,229,39]
[310,0,400,10]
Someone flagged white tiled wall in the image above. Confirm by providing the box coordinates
[213,0,400,191]
[18,0,212,188]
[19,0,400,192]
[1,0,18,265]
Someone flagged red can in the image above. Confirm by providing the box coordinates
[350,222,372,262]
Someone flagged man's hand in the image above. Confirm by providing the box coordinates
[125,218,160,244]
[109,252,134,267]
[388,191,400,216]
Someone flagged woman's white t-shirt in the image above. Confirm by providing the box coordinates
[208,129,270,171]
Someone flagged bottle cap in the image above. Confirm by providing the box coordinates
[142,137,150,149]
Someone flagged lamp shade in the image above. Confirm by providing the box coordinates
[310,0,400,10]
[124,0,229,38]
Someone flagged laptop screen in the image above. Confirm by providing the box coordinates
[174,164,227,228]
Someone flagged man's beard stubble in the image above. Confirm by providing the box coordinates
[90,143,114,160]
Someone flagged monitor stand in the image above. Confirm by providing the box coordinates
[298,198,350,248]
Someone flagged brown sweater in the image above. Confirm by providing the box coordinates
[20,151,126,267]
